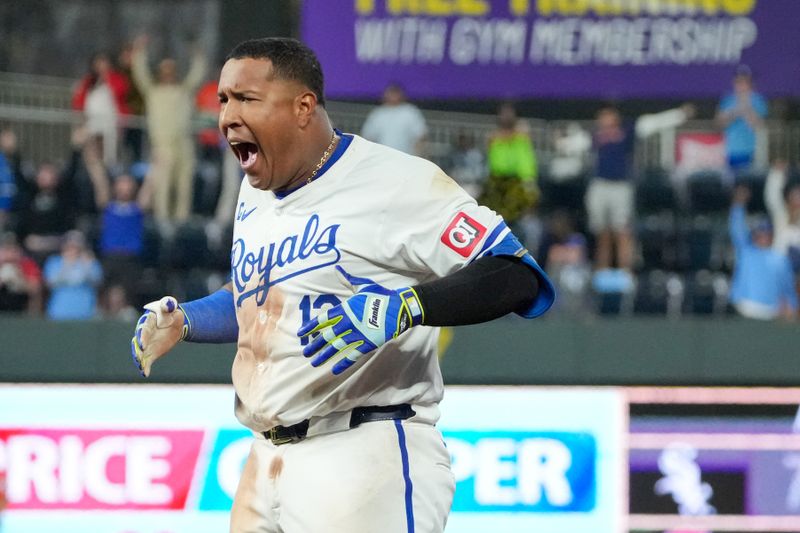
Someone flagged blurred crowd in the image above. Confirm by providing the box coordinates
[0,46,798,323]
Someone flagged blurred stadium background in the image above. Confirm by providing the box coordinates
[1,1,800,532]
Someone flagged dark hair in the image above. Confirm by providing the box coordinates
[226,38,326,107]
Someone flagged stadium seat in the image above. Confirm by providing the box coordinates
[169,223,211,270]
[637,214,678,271]
[140,220,163,268]
[684,270,729,315]
[680,215,729,273]
[636,166,676,214]
[687,170,729,214]
[734,171,768,213]
[592,269,634,316]
[633,270,684,317]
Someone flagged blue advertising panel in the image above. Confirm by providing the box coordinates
[439,386,626,533]
[301,0,799,99]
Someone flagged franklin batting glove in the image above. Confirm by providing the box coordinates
[297,266,424,375]
[131,296,188,377]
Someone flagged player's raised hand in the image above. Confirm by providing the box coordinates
[297,266,424,375]
[131,296,188,377]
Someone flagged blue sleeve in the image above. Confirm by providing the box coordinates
[0,154,14,211]
[480,224,556,319]
[719,94,735,112]
[780,258,798,311]
[623,123,635,153]
[89,260,103,285]
[43,257,58,283]
[753,94,768,117]
[729,205,750,249]
[180,288,239,343]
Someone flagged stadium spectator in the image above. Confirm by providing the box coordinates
[102,283,138,322]
[765,160,800,288]
[716,65,767,173]
[480,101,539,230]
[549,122,591,184]
[729,185,797,320]
[92,172,152,296]
[0,141,14,231]
[15,130,86,263]
[361,82,427,156]
[43,230,103,320]
[72,52,130,168]
[131,34,206,223]
[538,210,590,315]
[0,129,22,230]
[116,42,146,164]
[444,131,485,198]
[0,232,42,314]
[586,104,693,273]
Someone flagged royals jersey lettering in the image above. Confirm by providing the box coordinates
[230,135,536,432]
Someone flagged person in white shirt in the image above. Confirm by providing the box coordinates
[361,83,428,156]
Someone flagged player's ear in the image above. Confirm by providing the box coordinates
[295,90,317,127]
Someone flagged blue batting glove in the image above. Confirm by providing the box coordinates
[297,267,425,375]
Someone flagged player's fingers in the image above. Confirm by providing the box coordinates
[332,357,356,375]
[310,333,350,367]
[297,308,328,338]
[160,296,177,314]
[298,309,343,338]
[302,327,333,357]
[136,313,156,350]
[297,319,318,339]
[331,343,366,375]
[130,337,145,377]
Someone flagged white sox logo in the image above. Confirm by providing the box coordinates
[440,212,487,257]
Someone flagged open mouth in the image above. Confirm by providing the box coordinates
[231,142,259,170]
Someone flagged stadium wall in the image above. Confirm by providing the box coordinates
[0,317,796,385]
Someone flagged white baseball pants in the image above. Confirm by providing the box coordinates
[230,420,454,533]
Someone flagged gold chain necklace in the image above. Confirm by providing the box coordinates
[307,131,338,184]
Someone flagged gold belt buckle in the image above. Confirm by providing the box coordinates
[268,427,294,446]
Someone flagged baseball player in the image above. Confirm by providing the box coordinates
[131,38,555,533]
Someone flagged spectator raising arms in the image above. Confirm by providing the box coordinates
[716,65,767,173]
[131,34,206,223]
[729,185,797,321]
[43,230,103,321]
[92,171,152,299]
[764,160,800,277]
[72,52,131,168]
[586,103,693,273]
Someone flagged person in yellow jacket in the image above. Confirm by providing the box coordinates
[481,102,539,226]
[132,35,206,223]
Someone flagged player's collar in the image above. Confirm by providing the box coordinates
[274,129,353,200]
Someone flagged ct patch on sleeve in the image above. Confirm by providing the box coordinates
[440,212,487,257]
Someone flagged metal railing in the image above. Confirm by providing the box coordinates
[1,71,798,174]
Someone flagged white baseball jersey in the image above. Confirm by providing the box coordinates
[230,133,552,433]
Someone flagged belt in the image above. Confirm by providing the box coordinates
[263,404,416,446]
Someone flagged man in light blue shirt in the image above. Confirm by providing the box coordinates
[716,66,767,172]
[729,186,797,320]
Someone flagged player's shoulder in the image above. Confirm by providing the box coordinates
[349,134,441,180]
[347,134,468,204]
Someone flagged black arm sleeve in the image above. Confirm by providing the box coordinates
[412,255,540,327]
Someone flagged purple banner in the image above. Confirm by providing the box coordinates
[301,0,800,99]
